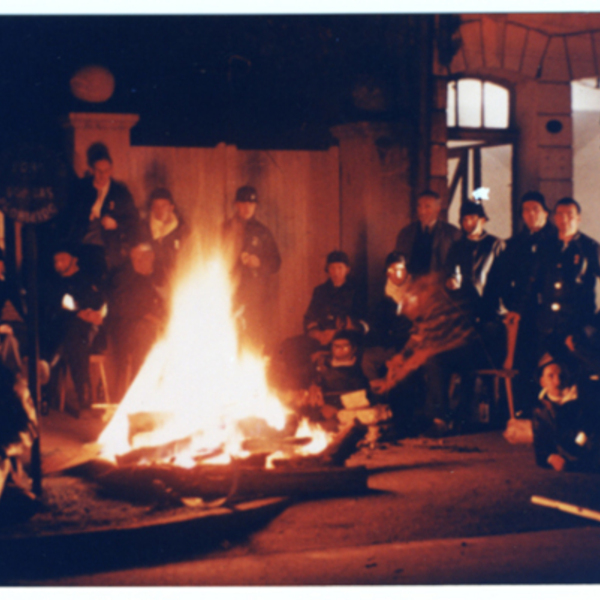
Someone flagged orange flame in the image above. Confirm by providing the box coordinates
[98,252,329,467]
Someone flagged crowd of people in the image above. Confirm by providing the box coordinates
[272,188,600,472]
[2,141,600,472]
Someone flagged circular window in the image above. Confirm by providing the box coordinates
[546,119,563,134]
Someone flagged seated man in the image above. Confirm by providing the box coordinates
[362,252,413,381]
[369,255,475,434]
[42,244,105,416]
[105,241,167,403]
[362,252,421,436]
[532,354,600,472]
[272,250,367,390]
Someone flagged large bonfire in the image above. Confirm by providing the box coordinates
[97,247,329,468]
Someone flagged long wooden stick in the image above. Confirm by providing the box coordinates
[531,495,600,523]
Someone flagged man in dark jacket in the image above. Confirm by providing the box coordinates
[105,241,166,402]
[500,191,557,414]
[536,197,600,362]
[138,187,188,289]
[395,190,461,277]
[271,251,366,390]
[64,142,139,280]
[43,245,106,416]
[303,250,367,345]
[444,199,505,328]
[222,185,281,350]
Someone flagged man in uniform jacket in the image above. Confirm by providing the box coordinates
[535,197,600,360]
[64,142,139,280]
[500,191,557,414]
[395,190,461,277]
[222,185,281,350]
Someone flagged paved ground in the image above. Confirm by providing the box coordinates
[4,408,600,585]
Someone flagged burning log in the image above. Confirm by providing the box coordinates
[317,421,368,466]
[94,461,369,504]
[90,422,370,504]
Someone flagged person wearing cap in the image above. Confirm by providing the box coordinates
[271,250,366,390]
[394,190,461,278]
[41,244,106,416]
[303,250,367,344]
[64,142,139,279]
[222,185,281,349]
[445,199,505,325]
[138,187,187,287]
[498,191,557,415]
[535,197,600,362]
[532,353,600,472]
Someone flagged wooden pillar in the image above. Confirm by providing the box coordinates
[331,122,412,305]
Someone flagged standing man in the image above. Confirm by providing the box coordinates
[536,197,600,362]
[395,190,461,277]
[139,187,188,289]
[66,142,139,280]
[500,191,556,413]
[222,185,281,350]
[445,199,505,327]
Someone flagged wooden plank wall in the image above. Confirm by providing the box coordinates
[126,143,340,347]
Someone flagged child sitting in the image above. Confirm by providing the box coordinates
[532,354,600,472]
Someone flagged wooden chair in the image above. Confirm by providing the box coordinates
[475,315,519,421]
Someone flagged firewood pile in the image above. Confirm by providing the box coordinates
[62,417,371,508]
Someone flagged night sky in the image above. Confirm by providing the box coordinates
[0,14,424,153]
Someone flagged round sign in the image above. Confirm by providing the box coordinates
[70,65,115,103]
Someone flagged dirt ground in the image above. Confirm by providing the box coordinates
[2,408,600,585]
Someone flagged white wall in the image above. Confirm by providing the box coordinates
[572,79,600,243]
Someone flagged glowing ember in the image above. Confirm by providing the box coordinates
[98,253,330,467]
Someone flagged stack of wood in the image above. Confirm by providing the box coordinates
[64,417,370,506]
[337,390,394,447]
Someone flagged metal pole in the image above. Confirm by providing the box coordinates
[24,225,42,497]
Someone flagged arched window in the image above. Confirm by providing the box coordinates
[447,79,510,129]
